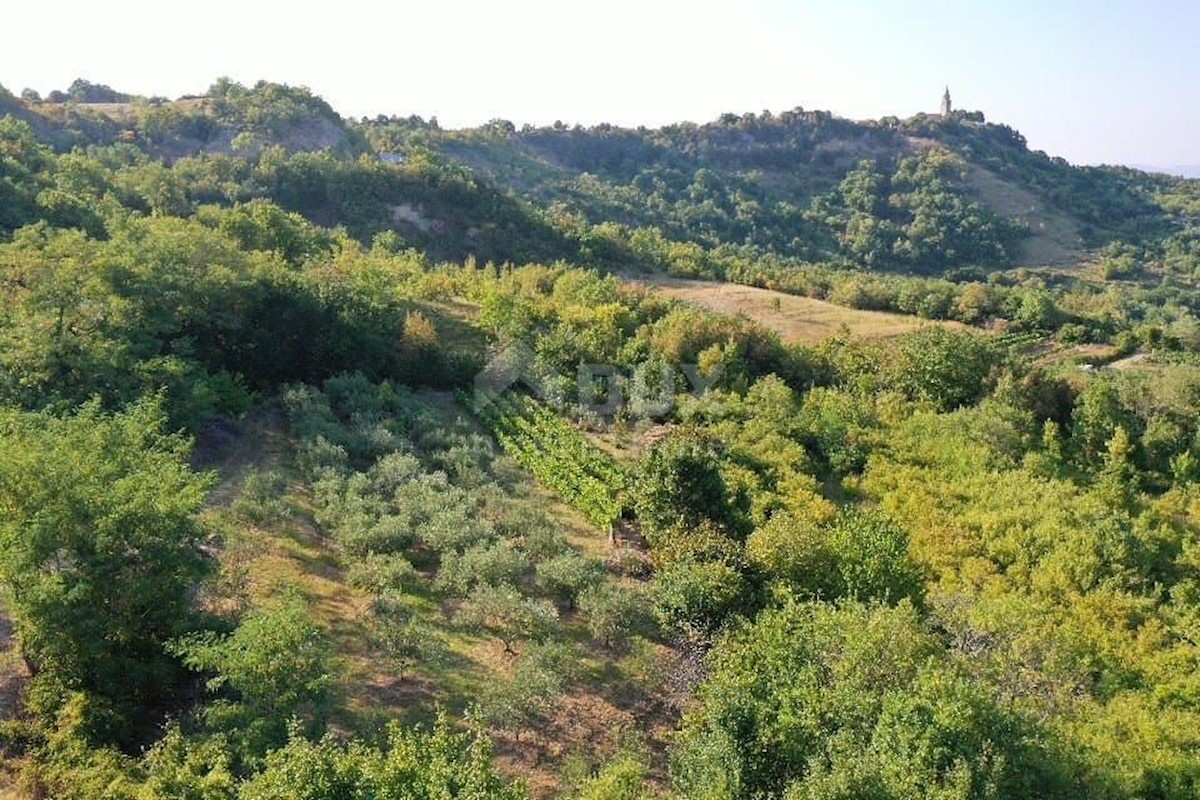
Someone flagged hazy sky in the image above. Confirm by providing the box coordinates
[4,0,1197,167]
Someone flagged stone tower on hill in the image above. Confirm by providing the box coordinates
[941,86,952,117]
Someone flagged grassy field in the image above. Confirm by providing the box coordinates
[629,274,963,344]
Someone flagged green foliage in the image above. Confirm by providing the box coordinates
[232,469,293,525]
[172,596,335,756]
[7,80,1200,799]
[634,430,741,537]
[817,152,1023,271]
[675,601,1077,800]
[577,583,652,649]
[208,78,342,139]
[196,199,331,266]
[746,513,838,596]
[0,398,213,742]
[795,386,878,475]
[1071,376,1139,465]
[239,714,524,800]
[467,390,627,529]
[885,327,997,410]
[472,641,583,736]
[436,540,530,597]
[366,597,448,679]
[784,667,1072,799]
[456,583,559,654]
[140,725,238,800]
[0,117,55,234]
[649,559,748,640]
[535,552,606,610]
[747,509,922,604]
[0,210,495,430]
[346,553,420,596]
[828,510,926,604]
[570,750,651,800]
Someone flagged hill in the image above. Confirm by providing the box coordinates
[2,79,357,157]
[6,77,1200,353]
[6,79,1200,278]
[5,78,1200,800]
[366,107,1199,272]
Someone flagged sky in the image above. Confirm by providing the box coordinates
[3,0,1198,168]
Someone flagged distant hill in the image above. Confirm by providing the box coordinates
[4,78,1199,274]
[1,78,359,158]
[1133,164,1200,179]
[361,108,1200,271]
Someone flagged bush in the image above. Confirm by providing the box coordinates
[649,560,747,639]
[239,714,524,800]
[171,596,334,756]
[578,583,652,649]
[436,540,530,597]
[231,469,292,524]
[367,597,448,679]
[347,552,421,595]
[456,584,559,654]
[535,552,606,609]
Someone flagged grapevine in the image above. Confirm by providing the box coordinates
[460,389,628,530]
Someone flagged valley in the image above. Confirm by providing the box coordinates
[0,77,1199,799]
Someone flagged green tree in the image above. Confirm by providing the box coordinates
[746,510,923,605]
[674,601,1077,800]
[886,327,995,411]
[0,398,213,741]
[1071,377,1137,466]
[746,512,837,593]
[578,583,651,649]
[571,750,651,800]
[649,560,747,640]
[535,552,606,610]
[435,540,530,597]
[0,117,52,234]
[456,583,558,654]
[472,641,582,739]
[367,595,448,680]
[828,510,925,605]
[172,595,334,756]
[634,430,743,538]
[1094,425,1137,508]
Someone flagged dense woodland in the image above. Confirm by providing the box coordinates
[1,79,1200,798]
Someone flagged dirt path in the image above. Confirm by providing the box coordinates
[1107,351,1151,371]
[192,406,287,508]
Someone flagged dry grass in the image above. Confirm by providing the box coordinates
[965,165,1085,267]
[631,274,961,344]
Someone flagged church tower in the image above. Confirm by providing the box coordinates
[941,86,952,118]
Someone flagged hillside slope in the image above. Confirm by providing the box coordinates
[368,108,1197,271]
[4,78,1200,277]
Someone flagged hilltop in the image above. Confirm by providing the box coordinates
[5,78,1199,276]
[1,78,356,158]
